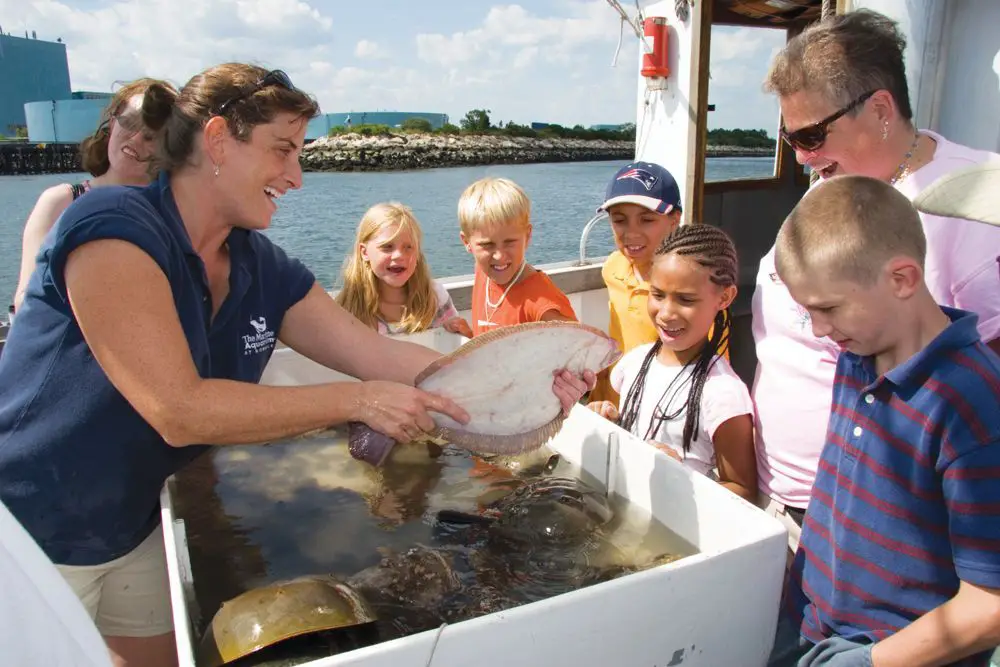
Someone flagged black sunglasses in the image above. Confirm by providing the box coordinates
[780,90,876,152]
[215,69,295,116]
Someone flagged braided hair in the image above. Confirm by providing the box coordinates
[617,224,738,453]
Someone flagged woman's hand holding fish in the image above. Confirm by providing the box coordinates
[586,400,619,421]
[356,381,469,443]
[552,369,597,416]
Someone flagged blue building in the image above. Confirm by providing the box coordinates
[25,98,113,143]
[0,31,72,136]
[307,111,449,140]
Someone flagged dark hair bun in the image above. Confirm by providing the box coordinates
[141,83,177,131]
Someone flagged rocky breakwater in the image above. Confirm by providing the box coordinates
[299,132,635,172]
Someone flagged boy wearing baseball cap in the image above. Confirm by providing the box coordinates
[589,161,683,403]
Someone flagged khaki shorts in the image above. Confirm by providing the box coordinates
[757,494,804,568]
[56,524,174,638]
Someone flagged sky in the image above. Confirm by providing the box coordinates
[1,0,787,134]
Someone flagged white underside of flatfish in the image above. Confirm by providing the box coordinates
[349,321,621,465]
[417,322,620,453]
[419,321,620,437]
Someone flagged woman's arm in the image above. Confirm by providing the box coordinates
[64,240,467,447]
[278,283,444,385]
[712,414,757,502]
[13,185,74,310]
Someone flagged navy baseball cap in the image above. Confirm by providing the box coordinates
[598,161,682,215]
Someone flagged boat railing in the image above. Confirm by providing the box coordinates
[577,211,608,266]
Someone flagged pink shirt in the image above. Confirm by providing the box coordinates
[752,130,1000,508]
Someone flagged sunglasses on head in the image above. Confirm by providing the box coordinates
[215,69,296,116]
[779,90,876,152]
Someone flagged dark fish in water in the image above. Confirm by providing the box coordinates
[435,475,616,549]
[346,544,467,637]
[346,544,464,610]
[349,321,621,466]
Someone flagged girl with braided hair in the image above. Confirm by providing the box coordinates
[587,224,757,501]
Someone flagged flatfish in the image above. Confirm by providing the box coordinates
[349,321,621,466]
[912,162,1000,227]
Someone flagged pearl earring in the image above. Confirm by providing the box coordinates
[214,164,220,177]
[881,123,889,141]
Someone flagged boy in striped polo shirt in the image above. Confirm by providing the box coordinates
[766,175,1000,667]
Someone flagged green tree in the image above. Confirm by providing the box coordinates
[460,109,492,133]
[401,117,433,132]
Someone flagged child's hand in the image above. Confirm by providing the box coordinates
[647,439,683,462]
[586,400,619,421]
[552,369,597,416]
[443,316,473,338]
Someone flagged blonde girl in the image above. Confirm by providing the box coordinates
[337,202,473,336]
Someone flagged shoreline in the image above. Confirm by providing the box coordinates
[0,136,775,176]
[299,133,774,173]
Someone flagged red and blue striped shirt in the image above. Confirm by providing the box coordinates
[783,307,1000,667]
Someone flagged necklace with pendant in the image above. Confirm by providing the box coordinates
[483,260,527,325]
[889,132,921,186]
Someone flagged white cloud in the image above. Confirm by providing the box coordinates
[1,0,781,130]
[706,26,786,131]
[417,2,615,67]
[512,46,539,69]
[354,39,385,59]
[4,0,336,92]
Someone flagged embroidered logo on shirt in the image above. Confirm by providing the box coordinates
[793,305,812,332]
[243,316,276,355]
[616,168,658,191]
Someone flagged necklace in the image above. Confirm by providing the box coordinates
[889,131,920,185]
[483,260,527,323]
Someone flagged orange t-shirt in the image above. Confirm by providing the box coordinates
[470,266,577,337]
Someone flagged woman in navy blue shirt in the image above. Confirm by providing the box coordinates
[0,63,590,667]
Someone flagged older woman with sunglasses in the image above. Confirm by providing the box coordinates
[0,61,593,666]
[11,77,177,316]
[750,9,1000,559]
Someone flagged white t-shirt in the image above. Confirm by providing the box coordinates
[376,280,460,335]
[0,499,111,667]
[611,343,754,477]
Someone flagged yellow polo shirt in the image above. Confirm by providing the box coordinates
[590,251,658,404]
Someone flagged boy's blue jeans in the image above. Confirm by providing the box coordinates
[768,614,873,667]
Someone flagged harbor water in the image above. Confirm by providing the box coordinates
[0,158,775,301]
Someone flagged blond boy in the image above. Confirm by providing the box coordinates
[768,175,1000,667]
[458,177,576,337]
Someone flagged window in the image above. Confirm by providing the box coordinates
[704,24,787,183]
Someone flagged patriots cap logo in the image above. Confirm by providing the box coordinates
[616,168,658,191]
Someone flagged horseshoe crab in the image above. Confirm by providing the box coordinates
[431,475,624,606]
[345,544,467,639]
[435,475,615,549]
[197,575,377,667]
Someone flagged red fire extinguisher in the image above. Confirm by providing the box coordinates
[641,16,670,79]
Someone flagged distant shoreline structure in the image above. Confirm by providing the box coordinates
[299,133,774,173]
[0,136,774,176]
